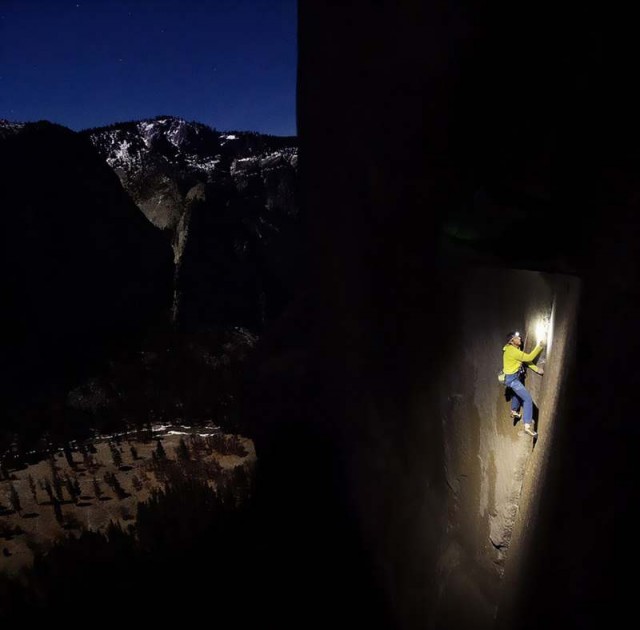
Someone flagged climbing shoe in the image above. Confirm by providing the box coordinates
[524,424,538,438]
[510,410,522,420]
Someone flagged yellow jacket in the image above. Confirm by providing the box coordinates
[502,343,543,375]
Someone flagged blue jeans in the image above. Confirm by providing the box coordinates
[505,372,534,423]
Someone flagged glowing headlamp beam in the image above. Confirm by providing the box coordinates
[536,318,549,345]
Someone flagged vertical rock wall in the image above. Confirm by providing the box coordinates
[246,3,637,629]
[241,2,599,629]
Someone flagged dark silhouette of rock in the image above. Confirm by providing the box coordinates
[0,121,173,436]
[238,3,640,630]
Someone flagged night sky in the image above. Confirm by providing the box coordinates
[0,0,297,135]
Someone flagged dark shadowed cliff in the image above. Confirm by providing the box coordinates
[0,121,173,441]
[238,3,640,630]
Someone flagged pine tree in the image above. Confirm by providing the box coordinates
[28,475,38,502]
[131,475,143,492]
[43,478,55,503]
[51,473,64,503]
[9,483,21,514]
[92,477,102,499]
[155,439,166,460]
[104,472,127,500]
[82,451,94,472]
[63,442,75,468]
[114,477,126,500]
[64,474,79,503]
[109,442,122,467]
[52,498,63,525]
[177,437,190,462]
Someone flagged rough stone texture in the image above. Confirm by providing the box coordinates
[243,265,579,630]
[431,268,579,628]
[239,2,637,630]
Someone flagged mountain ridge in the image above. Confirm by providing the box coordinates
[77,115,300,332]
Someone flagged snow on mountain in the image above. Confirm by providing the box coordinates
[85,115,297,179]
[0,119,26,139]
[82,115,299,333]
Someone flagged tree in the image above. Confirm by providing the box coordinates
[51,473,64,503]
[47,455,64,501]
[28,475,38,502]
[92,477,102,499]
[43,478,55,503]
[177,437,190,462]
[9,483,21,514]
[109,442,122,468]
[155,439,166,460]
[63,442,75,469]
[131,475,143,492]
[82,451,95,472]
[52,498,63,525]
[104,472,127,500]
[64,475,80,503]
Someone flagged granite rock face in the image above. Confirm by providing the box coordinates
[238,3,638,630]
[85,116,299,332]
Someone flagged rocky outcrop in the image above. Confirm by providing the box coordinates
[0,121,173,432]
[85,117,299,332]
